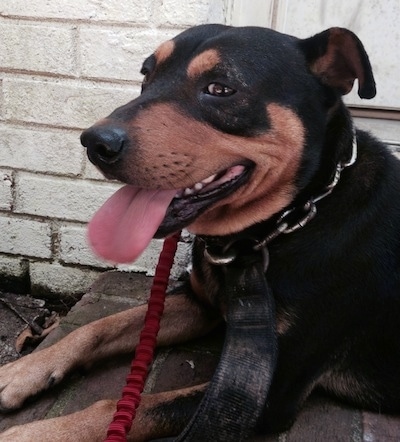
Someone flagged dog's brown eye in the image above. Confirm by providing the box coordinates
[140,67,152,91]
[142,72,150,86]
[206,82,235,97]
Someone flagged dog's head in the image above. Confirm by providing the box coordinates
[81,25,375,263]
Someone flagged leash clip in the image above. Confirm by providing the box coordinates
[204,239,270,272]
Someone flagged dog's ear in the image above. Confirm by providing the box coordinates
[299,27,376,99]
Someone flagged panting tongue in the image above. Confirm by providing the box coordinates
[88,185,177,263]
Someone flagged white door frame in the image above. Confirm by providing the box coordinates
[224,0,289,29]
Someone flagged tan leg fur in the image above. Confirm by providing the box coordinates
[0,383,208,441]
[0,294,218,438]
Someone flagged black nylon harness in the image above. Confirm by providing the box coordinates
[176,254,276,441]
[171,133,358,441]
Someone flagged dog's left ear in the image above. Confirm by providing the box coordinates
[299,27,376,99]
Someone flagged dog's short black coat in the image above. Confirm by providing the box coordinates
[84,25,400,434]
[1,24,400,441]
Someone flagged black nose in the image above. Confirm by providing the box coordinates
[81,125,128,165]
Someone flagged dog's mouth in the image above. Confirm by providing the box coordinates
[88,164,251,263]
[156,164,251,237]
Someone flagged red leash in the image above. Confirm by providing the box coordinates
[105,232,180,441]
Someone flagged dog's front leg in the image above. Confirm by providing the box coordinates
[0,293,219,412]
[0,383,207,441]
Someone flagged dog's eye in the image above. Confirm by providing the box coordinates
[140,67,151,91]
[142,71,150,87]
[206,82,236,97]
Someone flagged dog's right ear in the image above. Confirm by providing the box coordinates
[299,27,376,99]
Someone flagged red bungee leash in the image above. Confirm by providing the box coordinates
[105,232,180,441]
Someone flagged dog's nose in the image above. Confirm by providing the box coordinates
[81,125,128,164]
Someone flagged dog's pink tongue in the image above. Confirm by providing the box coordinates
[88,185,176,263]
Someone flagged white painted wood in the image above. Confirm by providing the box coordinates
[225,0,275,27]
[227,0,400,110]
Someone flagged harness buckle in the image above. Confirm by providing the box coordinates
[204,239,270,272]
[204,246,237,266]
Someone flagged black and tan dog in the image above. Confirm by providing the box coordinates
[1,24,400,441]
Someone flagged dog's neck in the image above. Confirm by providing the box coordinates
[198,127,358,265]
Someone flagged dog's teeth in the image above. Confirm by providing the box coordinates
[184,188,194,196]
[180,176,217,198]
[202,174,216,185]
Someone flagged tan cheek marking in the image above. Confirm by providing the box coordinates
[154,40,175,66]
[124,103,237,187]
[122,103,305,236]
[187,49,220,78]
[189,104,305,235]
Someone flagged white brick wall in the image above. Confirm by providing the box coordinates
[0,0,226,298]
[14,173,121,222]
[0,170,13,210]
[0,22,77,76]
[0,215,51,258]
[3,78,140,128]
[0,125,83,175]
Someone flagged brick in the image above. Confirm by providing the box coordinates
[83,159,107,180]
[0,255,27,278]
[0,0,152,23]
[0,22,76,76]
[0,169,13,210]
[0,214,51,258]
[3,78,140,129]
[110,238,163,274]
[14,173,120,222]
[66,291,145,328]
[117,237,192,278]
[0,125,83,176]
[87,270,152,300]
[363,410,400,441]
[0,255,30,293]
[285,395,361,442]
[59,223,109,268]
[59,223,191,278]
[0,78,3,118]
[79,27,178,82]
[30,261,100,297]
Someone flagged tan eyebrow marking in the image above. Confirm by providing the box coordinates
[187,49,221,78]
[154,40,175,66]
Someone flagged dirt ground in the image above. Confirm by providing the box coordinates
[0,291,62,365]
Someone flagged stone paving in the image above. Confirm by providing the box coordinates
[1,270,400,441]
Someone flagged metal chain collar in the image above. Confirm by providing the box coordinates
[204,131,358,269]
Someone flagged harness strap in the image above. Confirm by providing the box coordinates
[175,257,277,441]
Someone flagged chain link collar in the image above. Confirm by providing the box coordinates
[203,130,358,268]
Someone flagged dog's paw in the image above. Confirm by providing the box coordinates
[0,348,65,412]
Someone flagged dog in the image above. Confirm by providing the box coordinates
[1,23,400,441]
